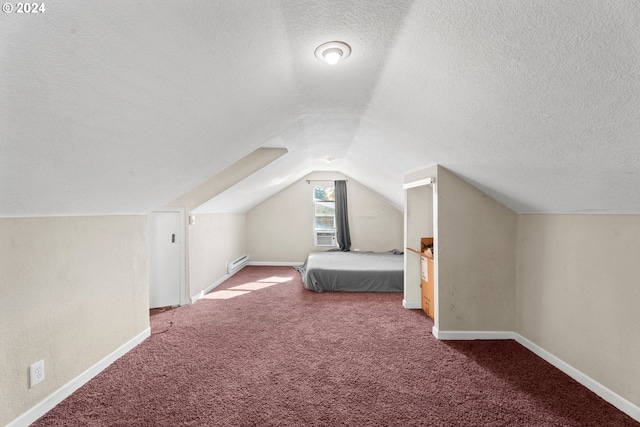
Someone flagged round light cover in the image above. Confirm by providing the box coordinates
[315,41,351,64]
[323,48,342,65]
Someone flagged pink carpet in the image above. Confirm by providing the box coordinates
[33,266,638,426]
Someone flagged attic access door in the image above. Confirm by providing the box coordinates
[149,210,184,308]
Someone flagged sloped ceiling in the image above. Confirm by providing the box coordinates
[1,1,639,217]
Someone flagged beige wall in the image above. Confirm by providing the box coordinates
[516,214,640,407]
[0,216,149,426]
[247,171,403,263]
[436,166,517,332]
[188,213,246,298]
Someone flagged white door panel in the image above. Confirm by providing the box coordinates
[149,211,183,308]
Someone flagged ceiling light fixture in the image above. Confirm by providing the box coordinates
[315,41,351,65]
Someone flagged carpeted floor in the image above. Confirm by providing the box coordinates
[33,266,638,426]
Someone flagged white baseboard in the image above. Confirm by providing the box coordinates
[434,330,515,340]
[514,333,640,423]
[247,261,301,267]
[8,328,151,427]
[191,273,230,304]
[402,299,422,309]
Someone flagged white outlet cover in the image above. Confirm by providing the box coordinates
[29,359,45,388]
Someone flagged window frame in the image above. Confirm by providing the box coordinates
[312,184,337,247]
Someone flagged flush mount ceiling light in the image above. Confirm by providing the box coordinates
[314,41,351,65]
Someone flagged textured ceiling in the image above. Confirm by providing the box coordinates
[1,1,639,217]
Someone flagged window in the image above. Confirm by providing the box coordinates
[313,185,336,246]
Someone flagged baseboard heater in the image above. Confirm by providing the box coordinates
[227,254,250,275]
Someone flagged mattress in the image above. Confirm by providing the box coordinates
[296,251,404,292]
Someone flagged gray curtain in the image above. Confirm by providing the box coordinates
[335,180,351,251]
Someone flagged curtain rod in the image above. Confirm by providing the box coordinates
[306,179,348,184]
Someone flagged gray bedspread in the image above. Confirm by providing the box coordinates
[295,251,404,292]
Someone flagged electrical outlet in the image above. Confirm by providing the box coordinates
[29,359,45,388]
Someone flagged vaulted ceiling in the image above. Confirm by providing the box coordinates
[2,1,639,217]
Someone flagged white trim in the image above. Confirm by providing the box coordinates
[7,328,151,427]
[402,299,422,309]
[515,333,640,423]
[247,261,300,267]
[402,177,434,189]
[435,330,516,340]
[190,274,230,304]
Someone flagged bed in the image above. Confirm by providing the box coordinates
[295,250,404,292]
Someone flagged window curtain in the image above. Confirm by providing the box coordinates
[335,180,351,251]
